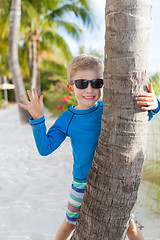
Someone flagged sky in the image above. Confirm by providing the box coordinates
[63,0,160,75]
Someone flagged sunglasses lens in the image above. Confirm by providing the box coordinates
[74,79,88,89]
[74,79,103,89]
[91,79,103,88]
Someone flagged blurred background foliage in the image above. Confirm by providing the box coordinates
[0,0,97,114]
[42,74,77,116]
[151,73,160,98]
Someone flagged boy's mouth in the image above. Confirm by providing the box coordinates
[83,96,95,100]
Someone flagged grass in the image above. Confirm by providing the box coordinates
[142,114,160,213]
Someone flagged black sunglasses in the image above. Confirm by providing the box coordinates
[73,79,103,89]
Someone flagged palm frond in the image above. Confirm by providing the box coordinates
[41,31,72,63]
[25,0,60,14]
[0,0,11,16]
[61,0,91,11]
[47,3,94,29]
[0,39,8,54]
[21,1,40,30]
[56,20,82,40]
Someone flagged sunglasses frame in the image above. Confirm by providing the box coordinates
[73,78,103,89]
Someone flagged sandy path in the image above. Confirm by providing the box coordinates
[0,105,159,240]
[0,105,73,240]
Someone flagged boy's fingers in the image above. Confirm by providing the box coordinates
[18,102,28,110]
[33,88,38,101]
[27,90,34,101]
[148,82,152,93]
[137,101,152,106]
[39,95,43,103]
[20,94,29,104]
[148,82,153,93]
[136,96,152,101]
[141,106,151,111]
[137,92,153,97]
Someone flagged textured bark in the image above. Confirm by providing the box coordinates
[9,0,31,123]
[71,0,152,239]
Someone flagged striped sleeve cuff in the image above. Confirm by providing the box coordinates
[149,99,160,115]
[29,116,45,125]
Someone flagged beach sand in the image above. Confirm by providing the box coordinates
[0,105,159,240]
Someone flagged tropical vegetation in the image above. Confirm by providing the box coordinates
[43,74,77,116]
[151,73,160,97]
[0,0,94,113]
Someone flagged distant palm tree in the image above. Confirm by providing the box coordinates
[71,0,152,239]
[20,0,93,94]
[9,0,31,123]
[7,0,94,122]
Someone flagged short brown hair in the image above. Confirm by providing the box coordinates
[67,54,104,84]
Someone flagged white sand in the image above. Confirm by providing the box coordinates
[0,105,160,240]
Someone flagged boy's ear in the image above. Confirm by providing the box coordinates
[67,83,74,95]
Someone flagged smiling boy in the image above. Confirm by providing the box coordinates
[18,54,160,240]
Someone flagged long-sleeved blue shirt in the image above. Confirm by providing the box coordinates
[149,99,160,121]
[30,100,160,183]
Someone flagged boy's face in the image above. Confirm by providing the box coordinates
[67,69,102,110]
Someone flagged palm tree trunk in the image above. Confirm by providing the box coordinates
[36,57,41,96]
[28,36,41,95]
[29,39,37,93]
[9,0,31,124]
[71,0,152,239]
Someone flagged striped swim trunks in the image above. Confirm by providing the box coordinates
[66,180,87,225]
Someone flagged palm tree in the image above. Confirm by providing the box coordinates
[20,0,93,94]
[0,1,10,78]
[7,0,93,122]
[71,0,152,239]
[9,0,31,123]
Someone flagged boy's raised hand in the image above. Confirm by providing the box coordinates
[18,88,44,120]
[135,82,158,111]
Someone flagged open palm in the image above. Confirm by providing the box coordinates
[18,88,44,120]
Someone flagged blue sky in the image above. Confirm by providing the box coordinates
[63,0,160,75]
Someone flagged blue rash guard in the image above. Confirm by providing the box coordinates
[30,100,160,183]
[149,99,160,121]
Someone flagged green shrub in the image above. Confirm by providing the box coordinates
[0,90,4,107]
[43,76,77,116]
[143,115,160,213]
[151,73,160,97]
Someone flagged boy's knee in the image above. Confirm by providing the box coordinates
[63,220,75,232]
[128,219,137,234]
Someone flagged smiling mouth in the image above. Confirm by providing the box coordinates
[83,96,95,100]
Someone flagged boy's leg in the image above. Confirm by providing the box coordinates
[54,218,75,240]
[127,219,144,240]
[55,180,86,240]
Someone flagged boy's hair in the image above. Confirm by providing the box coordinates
[67,54,104,84]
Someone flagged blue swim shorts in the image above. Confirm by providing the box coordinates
[66,180,87,225]
[66,180,134,226]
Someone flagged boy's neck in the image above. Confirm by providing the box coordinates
[74,102,97,110]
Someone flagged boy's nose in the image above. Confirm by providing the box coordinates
[86,82,93,92]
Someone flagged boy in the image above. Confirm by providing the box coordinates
[18,54,160,240]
